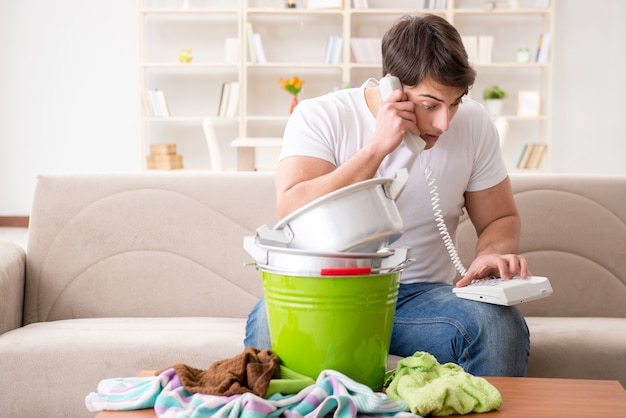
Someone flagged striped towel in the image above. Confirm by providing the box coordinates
[86,368,417,418]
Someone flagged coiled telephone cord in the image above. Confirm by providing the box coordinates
[424,165,468,277]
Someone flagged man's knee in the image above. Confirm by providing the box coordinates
[244,299,272,349]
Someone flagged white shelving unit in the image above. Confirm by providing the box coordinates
[138,0,553,171]
[138,0,243,170]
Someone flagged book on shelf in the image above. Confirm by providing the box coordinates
[324,35,343,64]
[147,88,169,118]
[253,33,267,64]
[246,23,257,63]
[427,0,446,9]
[535,33,551,63]
[350,38,382,64]
[148,89,160,118]
[141,91,153,118]
[225,81,239,117]
[517,144,532,169]
[517,143,547,169]
[155,89,170,118]
[217,81,239,118]
[527,143,547,169]
[461,35,478,65]
[217,83,230,117]
[245,24,267,64]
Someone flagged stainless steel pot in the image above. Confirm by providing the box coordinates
[244,235,413,276]
[256,168,409,253]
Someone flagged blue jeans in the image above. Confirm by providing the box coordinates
[244,282,530,376]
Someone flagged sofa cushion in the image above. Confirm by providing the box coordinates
[0,317,246,417]
[525,317,626,385]
[457,174,626,318]
[0,241,25,334]
[24,172,277,324]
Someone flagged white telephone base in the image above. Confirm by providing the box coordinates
[453,276,553,306]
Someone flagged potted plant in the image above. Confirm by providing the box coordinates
[483,85,508,115]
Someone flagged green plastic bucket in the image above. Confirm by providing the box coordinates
[261,270,400,390]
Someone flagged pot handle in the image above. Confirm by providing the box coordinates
[384,168,409,200]
[379,246,413,270]
[243,235,268,265]
[255,224,294,246]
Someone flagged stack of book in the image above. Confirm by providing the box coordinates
[517,143,547,169]
[146,143,184,170]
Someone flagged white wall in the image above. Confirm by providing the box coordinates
[0,0,625,216]
[551,0,626,174]
[0,0,140,215]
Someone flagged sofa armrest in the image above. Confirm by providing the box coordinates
[0,241,26,335]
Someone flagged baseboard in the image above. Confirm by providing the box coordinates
[0,216,29,227]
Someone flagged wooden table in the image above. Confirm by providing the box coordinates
[96,375,626,417]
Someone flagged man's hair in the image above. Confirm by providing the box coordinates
[382,14,476,94]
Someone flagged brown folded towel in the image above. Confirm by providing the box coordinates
[159,347,280,398]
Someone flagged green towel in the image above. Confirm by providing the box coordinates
[384,352,502,416]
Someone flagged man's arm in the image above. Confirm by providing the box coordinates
[456,176,530,287]
[274,87,411,220]
[274,145,383,220]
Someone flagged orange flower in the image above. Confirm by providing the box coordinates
[279,76,304,96]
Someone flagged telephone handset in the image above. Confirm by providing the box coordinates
[380,76,467,277]
[379,76,427,155]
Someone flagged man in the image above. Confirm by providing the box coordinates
[245,14,531,376]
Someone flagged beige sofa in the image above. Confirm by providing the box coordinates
[0,171,624,417]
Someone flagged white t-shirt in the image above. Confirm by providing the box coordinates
[280,79,508,284]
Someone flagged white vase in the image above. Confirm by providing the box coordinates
[485,99,504,116]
